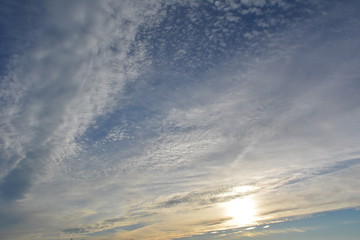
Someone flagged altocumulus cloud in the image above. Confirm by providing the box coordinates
[0,0,158,200]
[1,0,360,240]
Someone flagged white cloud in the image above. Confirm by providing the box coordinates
[1,0,360,239]
[0,0,166,200]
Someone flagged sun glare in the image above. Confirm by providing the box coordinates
[225,197,258,227]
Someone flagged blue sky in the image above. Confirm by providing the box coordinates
[0,0,360,239]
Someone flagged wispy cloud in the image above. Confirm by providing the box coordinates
[1,0,360,240]
[0,0,161,200]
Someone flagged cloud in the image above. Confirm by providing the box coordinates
[0,0,162,202]
[1,0,360,240]
[63,217,143,235]
[100,2,360,237]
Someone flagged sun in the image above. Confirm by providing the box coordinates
[225,197,258,227]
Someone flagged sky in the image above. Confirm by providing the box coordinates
[0,0,360,240]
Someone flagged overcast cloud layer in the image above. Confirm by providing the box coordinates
[1,0,360,239]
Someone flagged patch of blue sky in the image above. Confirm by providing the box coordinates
[0,1,30,75]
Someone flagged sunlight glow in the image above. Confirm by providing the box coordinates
[225,197,258,227]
